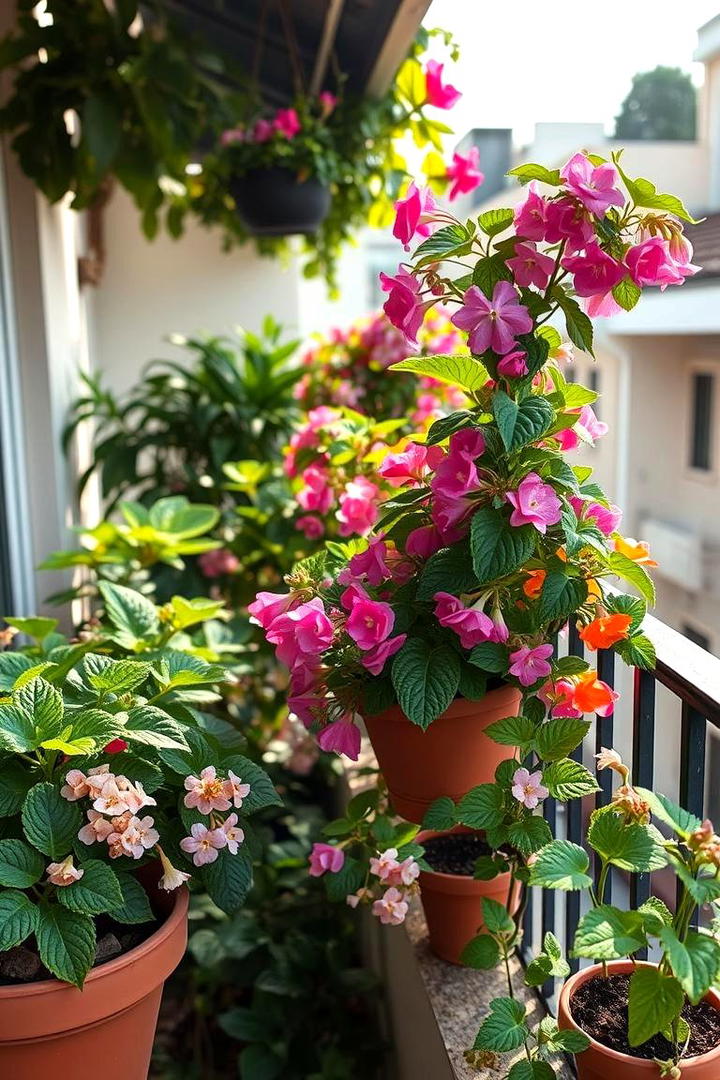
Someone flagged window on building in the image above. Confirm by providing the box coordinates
[689,371,714,471]
[682,623,711,652]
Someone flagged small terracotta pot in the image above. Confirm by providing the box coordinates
[0,881,189,1080]
[416,827,520,964]
[558,960,720,1079]
[364,686,521,824]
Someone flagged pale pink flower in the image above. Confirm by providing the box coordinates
[180,823,228,866]
[372,886,409,925]
[198,548,240,577]
[506,472,562,534]
[77,809,115,845]
[446,147,484,200]
[385,856,421,888]
[318,90,337,116]
[424,59,461,109]
[369,847,401,881]
[118,815,159,859]
[93,778,133,817]
[116,777,156,814]
[309,842,345,877]
[451,282,532,356]
[511,767,549,809]
[61,769,91,802]
[561,153,624,218]
[224,771,251,809]
[222,813,245,855]
[220,127,245,147]
[158,847,191,891]
[184,766,232,814]
[346,887,372,908]
[46,855,84,887]
[508,242,555,290]
[508,644,554,687]
[317,718,361,761]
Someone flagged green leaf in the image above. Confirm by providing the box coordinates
[57,859,124,915]
[98,581,160,648]
[470,508,535,586]
[472,253,512,298]
[238,1045,284,1080]
[493,392,554,452]
[638,896,673,933]
[0,676,65,752]
[508,162,562,186]
[0,652,36,692]
[659,928,720,1005]
[507,815,553,856]
[612,277,642,312]
[572,905,647,960]
[84,654,151,693]
[0,889,39,950]
[588,810,667,872]
[615,165,700,224]
[543,759,599,801]
[469,641,509,673]
[536,1016,589,1053]
[391,355,488,394]
[0,838,45,887]
[606,551,656,605]
[529,840,593,890]
[0,760,33,816]
[414,223,470,263]
[148,497,219,538]
[5,616,58,640]
[22,783,82,859]
[457,784,505,830]
[391,639,460,731]
[461,933,500,969]
[525,931,570,986]
[615,633,656,671]
[202,851,253,914]
[324,854,365,903]
[552,289,594,355]
[507,1061,556,1080]
[422,796,457,831]
[416,542,479,602]
[123,705,189,750]
[425,410,476,446]
[112,872,154,924]
[485,714,536,747]
[675,861,720,905]
[537,572,588,623]
[493,391,519,451]
[36,903,96,988]
[482,896,514,935]
[82,92,123,172]
[628,966,685,1046]
[474,996,529,1052]
[634,789,700,838]
[478,207,514,237]
[458,661,488,700]
[169,595,225,631]
[536,717,590,762]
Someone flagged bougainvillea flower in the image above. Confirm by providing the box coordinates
[372,887,409,925]
[497,349,529,378]
[424,59,461,109]
[572,671,619,716]
[514,183,549,241]
[446,147,484,200]
[266,598,334,668]
[451,282,533,355]
[505,472,562,533]
[158,848,191,891]
[361,633,407,675]
[337,476,381,536]
[508,242,556,290]
[434,592,495,649]
[317,717,362,761]
[614,536,658,567]
[77,809,114,845]
[380,268,431,342]
[544,196,595,253]
[222,813,245,855]
[273,107,301,138]
[511,767,549,809]
[508,643,554,686]
[184,766,232,814]
[562,242,627,298]
[309,842,345,877]
[345,593,395,651]
[393,182,438,249]
[46,855,84,886]
[523,568,546,599]
[378,442,443,487]
[578,613,632,651]
[560,153,624,218]
[180,823,228,867]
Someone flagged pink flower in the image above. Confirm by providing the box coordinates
[509,644,554,687]
[561,153,624,218]
[46,855,83,887]
[198,548,239,578]
[508,242,555,290]
[585,291,623,318]
[544,197,595,253]
[78,809,115,846]
[431,428,484,502]
[451,282,533,356]
[344,592,395,651]
[220,127,245,146]
[369,847,401,881]
[424,59,461,109]
[406,524,444,560]
[222,813,245,855]
[318,90,337,116]
[337,477,380,537]
[93,778,133,817]
[273,107,300,138]
[116,778,156,815]
[180,823,227,866]
[372,886,409,925]
[224,770,251,809]
[668,230,700,277]
[317,718,361,761]
[585,501,622,535]
[61,769,91,802]
[626,236,686,289]
[184,766,232,814]
[349,538,392,585]
[576,404,608,443]
[434,592,494,649]
[506,473,562,533]
[393,856,421,887]
[562,242,627,298]
[489,604,509,644]
[117,815,159,859]
[252,118,273,143]
[266,598,334,668]
[296,515,324,539]
[158,848,191,891]
[380,268,431,342]
[539,678,582,718]
[361,633,407,675]
[514,183,549,241]
[378,442,443,488]
[393,182,438,249]
[497,350,529,378]
[309,842,345,877]
[297,465,334,514]
[446,147,484,200]
[248,590,298,630]
[511,767,549,809]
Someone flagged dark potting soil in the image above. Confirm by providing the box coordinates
[422,832,491,876]
[570,971,720,1060]
[0,911,160,986]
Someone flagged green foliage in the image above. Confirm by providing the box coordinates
[615,66,696,141]
[391,638,460,730]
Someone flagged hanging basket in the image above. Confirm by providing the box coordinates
[229,166,331,236]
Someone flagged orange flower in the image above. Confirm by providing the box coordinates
[572,670,618,715]
[555,547,568,562]
[578,613,632,651]
[586,577,602,601]
[614,536,658,567]
[523,569,546,599]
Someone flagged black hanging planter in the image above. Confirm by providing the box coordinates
[229,166,331,236]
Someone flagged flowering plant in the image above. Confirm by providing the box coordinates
[0,582,280,986]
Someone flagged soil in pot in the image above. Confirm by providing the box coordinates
[422,831,492,876]
[571,972,720,1060]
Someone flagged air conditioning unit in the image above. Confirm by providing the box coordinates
[640,517,702,592]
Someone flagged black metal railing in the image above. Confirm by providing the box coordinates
[521,610,720,1009]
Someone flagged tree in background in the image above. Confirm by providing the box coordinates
[614,66,696,141]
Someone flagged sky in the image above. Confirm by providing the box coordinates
[424,0,720,145]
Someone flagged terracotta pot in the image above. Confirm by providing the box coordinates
[364,686,521,824]
[0,881,189,1080]
[558,960,720,1079]
[229,166,331,235]
[416,827,520,964]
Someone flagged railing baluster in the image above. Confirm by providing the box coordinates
[594,649,616,903]
[631,668,656,943]
[679,704,707,927]
[565,624,584,971]
[541,795,557,998]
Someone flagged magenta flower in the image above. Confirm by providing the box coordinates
[248,590,299,630]
[668,231,700,276]
[431,428,484,501]
[273,107,301,138]
[180,823,228,866]
[511,767,549,810]
[576,404,608,444]
[318,91,337,116]
[317,718,361,761]
[585,291,623,318]
[539,678,582,718]
[372,887,409,925]
[451,282,533,356]
[626,236,695,289]
[380,268,431,342]
[265,598,334,668]
[345,593,395,652]
[406,523,444,560]
[497,350,529,378]
[561,153,624,218]
[393,182,438,250]
[446,147,484,200]
[378,442,443,488]
[349,538,392,586]
[508,644,554,687]
[508,242,555,290]
[434,592,494,649]
[586,501,622,535]
[562,242,626,298]
[514,183,549,241]
[337,477,380,536]
[252,118,273,143]
[544,197,595,253]
[489,603,510,644]
[424,59,461,109]
[361,633,407,675]
[198,548,240,578]
[296,514,325,540]
[506,472,562,534]
[297,465,334,514]
[309,842,345,877]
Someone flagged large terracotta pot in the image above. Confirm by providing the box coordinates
[558,960,720,1079]
[229,166,331,236]
[364,686,521,824]
[416,827,520,964]
[0,882,188,1080]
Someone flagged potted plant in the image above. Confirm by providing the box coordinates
[0,582,280,1079]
